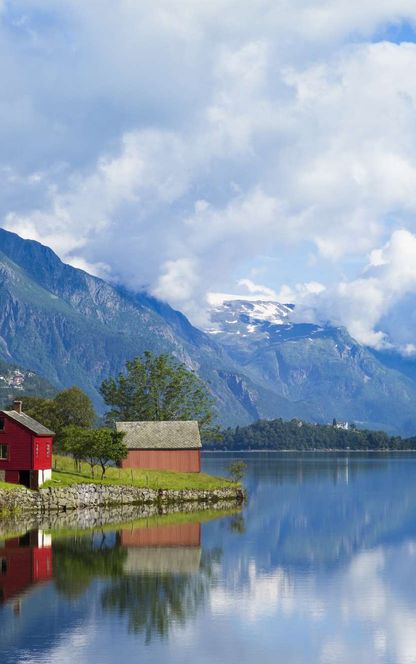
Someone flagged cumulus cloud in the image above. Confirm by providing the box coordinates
[207,279,279,308]
[2,2,416,345]
[283,230,416,350]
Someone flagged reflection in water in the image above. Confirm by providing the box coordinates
[100,520,220,643]
[119,522,202,574]
[0,516,222,649]
[4,454,416,663]
[0,530,52,609]
[53,534,127,598]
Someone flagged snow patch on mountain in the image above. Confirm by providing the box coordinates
[207,299,295,338]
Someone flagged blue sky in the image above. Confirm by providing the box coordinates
[2,1,416,351]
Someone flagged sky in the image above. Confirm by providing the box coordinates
[2,1,416,352]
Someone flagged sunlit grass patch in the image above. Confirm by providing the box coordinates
[44,455,236,491]
[0,480,25,491]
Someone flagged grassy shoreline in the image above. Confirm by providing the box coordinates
[0,455,237,492]
[44,455,236,491]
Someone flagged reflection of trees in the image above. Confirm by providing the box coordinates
[229,514,245,534]
[53,530,222,642]
[53,534,127,598]
[101,549,221,643]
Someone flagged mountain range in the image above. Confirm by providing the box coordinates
[1,228,416,434]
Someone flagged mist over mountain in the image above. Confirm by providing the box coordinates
[1,228,416,434]
[0,228,283,426]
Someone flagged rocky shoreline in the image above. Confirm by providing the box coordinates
[0,483,245,515]
[0,498,242,539]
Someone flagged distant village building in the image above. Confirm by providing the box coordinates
[115,420,201,473]
[335,421,349,430]
[0,401,54,488]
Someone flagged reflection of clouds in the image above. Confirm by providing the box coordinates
[211,559,327,623]
[207,543,416,664]
[20,623,96,664]
[340,549,387,621]
[211,561,291,621]
[10,541,416,664]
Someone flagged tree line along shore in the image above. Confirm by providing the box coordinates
[203,418,416,452]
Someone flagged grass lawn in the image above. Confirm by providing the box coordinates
[0,480,25,491]
[43,455,237,491]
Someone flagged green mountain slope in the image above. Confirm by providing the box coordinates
[2,229,416,434]
[0,229,287,425]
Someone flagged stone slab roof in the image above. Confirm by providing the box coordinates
[115,420,201,450]
[1,410,55,436]
[123,547,201,574]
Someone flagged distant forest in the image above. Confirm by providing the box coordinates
[204,419,416,451]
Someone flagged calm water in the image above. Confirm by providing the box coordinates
[2,452,416,664]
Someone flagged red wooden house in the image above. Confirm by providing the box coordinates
[0,400,54,488]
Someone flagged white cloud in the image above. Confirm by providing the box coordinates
[2,2,416,345]
[208,280,279,307]
[283,230,416,350]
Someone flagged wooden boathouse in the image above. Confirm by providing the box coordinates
[115,420,201,473]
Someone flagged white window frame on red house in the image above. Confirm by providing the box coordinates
[0,444,8,460]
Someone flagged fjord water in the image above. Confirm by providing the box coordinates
[1,453,416,664]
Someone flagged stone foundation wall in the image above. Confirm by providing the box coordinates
[0,483,245,514]
[0,499,241,538]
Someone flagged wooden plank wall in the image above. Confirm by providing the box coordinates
[121,449,201,472]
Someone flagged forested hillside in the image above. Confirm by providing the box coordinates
[205,418,416,451]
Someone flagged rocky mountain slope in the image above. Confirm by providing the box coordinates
[207,300,416,435]
[1,228,416,434]
[0,229,286,426]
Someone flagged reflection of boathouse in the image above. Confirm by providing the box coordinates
[0,530,52,606]
[119,521,201,574]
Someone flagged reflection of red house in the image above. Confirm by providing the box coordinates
[0,400,54,488]
[0,530,53,606]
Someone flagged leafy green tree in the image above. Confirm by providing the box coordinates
[53,387,96,430]
[16,395,58,432]
[61,426,96,475]
[228,460,247,482]
[100,352,218,436]
[92,428,127,479]
[61,426,127,479]
[20,387,96,448]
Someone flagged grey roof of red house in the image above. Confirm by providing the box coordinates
[115,420,201,450]
[1,410,55,436]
